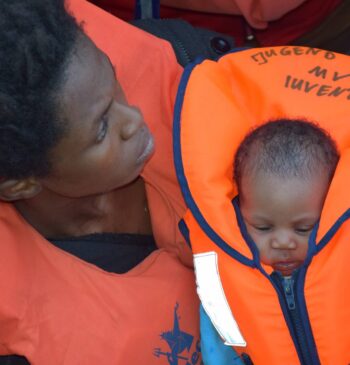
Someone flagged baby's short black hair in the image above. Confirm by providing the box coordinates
[233,119,339,189]
[0,0,82,179]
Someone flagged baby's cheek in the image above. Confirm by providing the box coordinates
[255,242,271,264]
[259,254,273,266]
[245,231,272,263]
[299,241,309,259]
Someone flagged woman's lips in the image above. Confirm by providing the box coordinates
[272,261,302,276]
[136,129,154,164]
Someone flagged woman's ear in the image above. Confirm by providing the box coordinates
[0,178,42,201]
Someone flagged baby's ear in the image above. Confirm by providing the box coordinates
[0,178,42,201]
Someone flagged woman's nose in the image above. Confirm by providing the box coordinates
[118,104,144,141]
[271,231,297,250]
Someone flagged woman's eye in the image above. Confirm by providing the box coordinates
[96,114,109,142]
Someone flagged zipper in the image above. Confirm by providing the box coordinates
[270,271,317,365]
[157,19,192,64]
[282,276,296,310]
[172,35,192,65]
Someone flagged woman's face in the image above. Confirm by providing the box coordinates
[40,36,154,198]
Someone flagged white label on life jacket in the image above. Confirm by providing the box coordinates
[194,251,247,347]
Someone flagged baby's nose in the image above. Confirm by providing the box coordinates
[271,232,297,250]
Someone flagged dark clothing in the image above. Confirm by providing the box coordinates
[50,233,156,273]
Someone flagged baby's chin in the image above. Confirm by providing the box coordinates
[271,261,303,277]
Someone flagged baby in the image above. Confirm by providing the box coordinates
[200,118,340,365]
[234,119,339,277]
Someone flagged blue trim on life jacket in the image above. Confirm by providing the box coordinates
[178,219,191,248]
[233,197,322,364]
[134,0,160,19]
[292,208,350,364]
[316,208,350,252]
[233,197,350,364]
[269,270,320,365]
[268,271,308,364]
[228,202,350,365]
[234,196,350,364]
[232,197,261,266]
[173,53,255,268]
[295,267,321,365]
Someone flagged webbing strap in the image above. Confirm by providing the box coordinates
[135,0,160,19]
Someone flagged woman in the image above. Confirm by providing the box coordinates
[0,0,200,364]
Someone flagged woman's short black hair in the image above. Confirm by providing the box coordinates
[234,119,340,189]
[0,0,82,179]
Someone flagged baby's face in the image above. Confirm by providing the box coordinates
[239,172,330,276]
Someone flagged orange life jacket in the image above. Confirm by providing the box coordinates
[0,1,200,364]
[174,46,350,364]
[68,0,192,267]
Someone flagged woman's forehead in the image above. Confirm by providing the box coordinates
[59,36,116,126]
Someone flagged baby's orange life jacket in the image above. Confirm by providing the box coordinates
[174,47,350,364]
[0,1,200,364]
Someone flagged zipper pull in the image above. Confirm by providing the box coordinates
[282,277,296,310]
